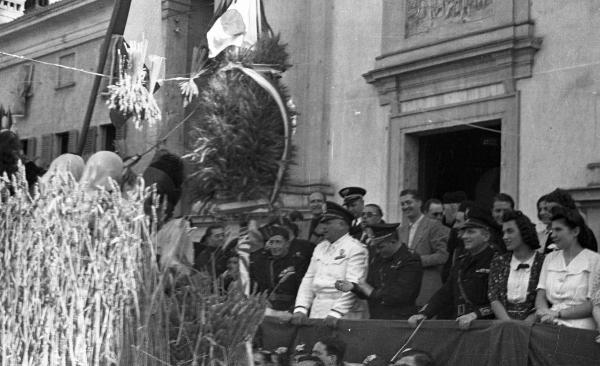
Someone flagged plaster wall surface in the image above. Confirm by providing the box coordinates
[518,0,600,221]
[264,0,388,210]
[0,0,112,145]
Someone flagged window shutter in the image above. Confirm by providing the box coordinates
[41,134,54,166]
[27,137,37,159]
[67,130,79,154]
[14,63,34,116]
[82,126,97,156]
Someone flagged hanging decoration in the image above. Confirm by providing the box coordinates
[107,39,163,129]
[183,0,298,207]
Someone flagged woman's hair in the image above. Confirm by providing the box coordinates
[550,206,591,249]
[546,188,577,209]
[0,130,21,178]
[502,210,540,250]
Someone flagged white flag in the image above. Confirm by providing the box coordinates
[207,0,259,58]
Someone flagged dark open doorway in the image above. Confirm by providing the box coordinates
[419,120,501,209]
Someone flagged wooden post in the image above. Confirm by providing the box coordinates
[77,0,132,155]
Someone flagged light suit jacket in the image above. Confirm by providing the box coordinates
[294,233,368,319]
[399,215,449,306]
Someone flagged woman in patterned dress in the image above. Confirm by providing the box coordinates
[488,210,544,321]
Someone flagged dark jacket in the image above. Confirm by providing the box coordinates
[193,240,236,276]
[249,242,312,312]
[421,245,495,320]
[361,244,423,319]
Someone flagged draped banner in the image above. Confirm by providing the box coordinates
[257,318,600,366]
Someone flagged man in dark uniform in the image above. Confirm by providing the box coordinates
[250,226,311,318]
[338,186,366,240]
[335,223,423,319]
[408,210,495,330]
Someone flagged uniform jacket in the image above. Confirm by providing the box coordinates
[398,216,450,305]
[294,233,368,318]
[421,245,495,320]
[363,244,423,319]
[249,242,313,312]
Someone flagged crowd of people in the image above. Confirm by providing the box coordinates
[197,185,600,345]
[3,128,600,363]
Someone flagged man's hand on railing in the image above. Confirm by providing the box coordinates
[290,312,308,325]
[456,312,477,330]
[408,314,427,327]
[323,315,339,328]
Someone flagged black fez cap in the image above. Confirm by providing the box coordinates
[442,191,467,204]
[368,223,400,244]
[320,201,354,225]
[459,205,498,231]
[143,151,184,206]
[339,186,367,205]
[266,225,290,241]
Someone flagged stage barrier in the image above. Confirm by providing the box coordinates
[257,317,600,366]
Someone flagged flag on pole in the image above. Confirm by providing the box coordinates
[207,0,260,58]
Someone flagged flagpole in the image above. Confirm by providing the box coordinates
[77,0,133,155]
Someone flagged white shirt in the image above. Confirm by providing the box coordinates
[537,248,600,329]
[408,214,424,250]
[506,254,536,303]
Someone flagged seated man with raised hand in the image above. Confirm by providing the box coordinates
[335,223,423,319]
[408,208,496,330]
[250,225,311,319]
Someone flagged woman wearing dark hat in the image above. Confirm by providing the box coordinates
[535,206,600,329]
[488,211,544,321]
[408,209,496,330]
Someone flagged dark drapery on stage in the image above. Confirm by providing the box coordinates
[257,317,600,366]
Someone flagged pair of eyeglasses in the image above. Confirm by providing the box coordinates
[362,212,378,218]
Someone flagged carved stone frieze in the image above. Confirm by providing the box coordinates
[406,0,493,37]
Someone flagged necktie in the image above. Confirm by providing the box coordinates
[516,263,529,270]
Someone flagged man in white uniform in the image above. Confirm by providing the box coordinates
[291,202,369,326]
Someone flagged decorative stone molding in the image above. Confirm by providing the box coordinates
[363,23,542,107]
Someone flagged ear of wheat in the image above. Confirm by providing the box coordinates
[0,163,266,366]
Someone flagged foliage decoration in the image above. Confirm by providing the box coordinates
[185,34,297,205]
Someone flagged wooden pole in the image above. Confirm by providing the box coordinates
[77,0,132,155]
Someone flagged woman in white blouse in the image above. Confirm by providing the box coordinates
[535,206,600,329]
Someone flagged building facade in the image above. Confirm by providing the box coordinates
[263,0,600,235]
[1,0,599,234]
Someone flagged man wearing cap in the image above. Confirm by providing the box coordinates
[398,189,449,306]
[338,186,366,240]
[335,223,423,319]
[408,209,496,330]
[291,202,369,324]
[441,191,467,228]
[250,226,311,319]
